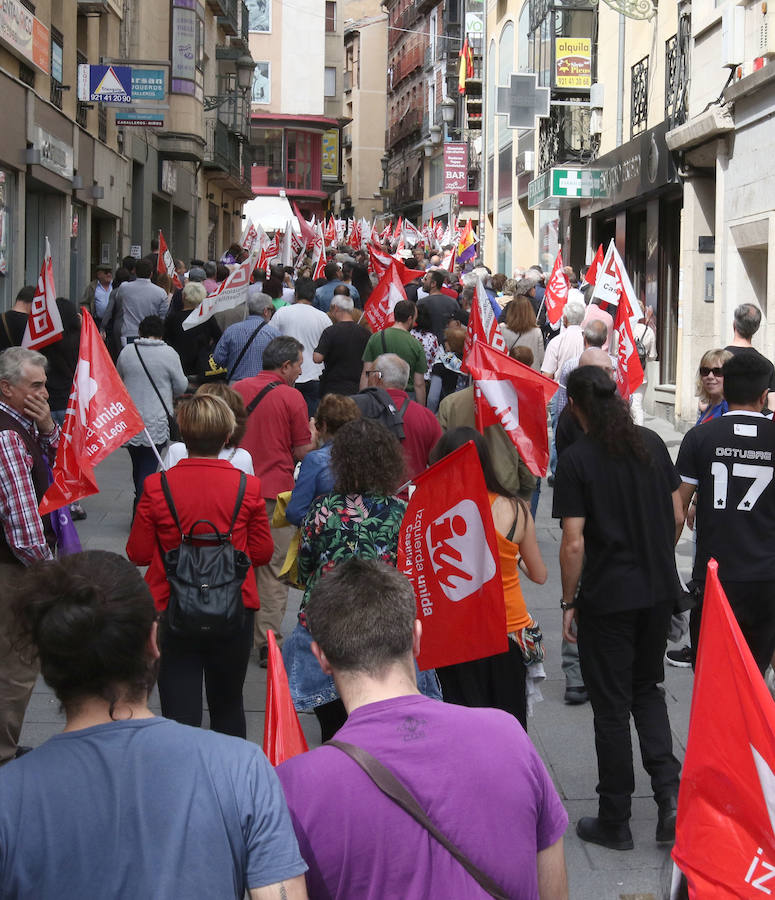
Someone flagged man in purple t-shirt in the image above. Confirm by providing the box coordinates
[277,559,568,899]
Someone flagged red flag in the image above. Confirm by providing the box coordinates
[22,237,63,351]
[398,441,507,670]
[380,221,393,241]
[673,560,775,898]
[467,340,559,477]
[347,218,361,251]
[544,249,570,325]
[368,241,393,277]
[292,201,317,248]
[362,259,416,332]
[157,230,183,290]
[324,215,337,246]
[40,311,145,514]
[585,243,604,285]
[258,233,280,271]
[394,216,403,243]
[463,278,507,364]
[310,223,326,280]
[263,631,309,766]
[612,276,644,400]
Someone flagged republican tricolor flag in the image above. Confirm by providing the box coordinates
[466,340,558,477]
[455,218,478,264]
[22,237,63,351]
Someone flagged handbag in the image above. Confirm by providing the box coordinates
[159,470,251,638]
[326,740,510,900]
[134,343,181,442]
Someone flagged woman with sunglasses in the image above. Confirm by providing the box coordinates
[696,349,733,424]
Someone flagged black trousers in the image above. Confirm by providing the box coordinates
[437,639,527,730]
[690,580,775,675]
[576,600,681,824]
[158,611,254,739]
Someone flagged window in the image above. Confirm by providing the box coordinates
[429,155,443,196]
[324,66,336,96]
[50,26,64,109]
[325,1,336,32]
[631,55,649,138]
[252,128,283,186]
[429,10,437,62]
[286,130,319,190]
[19,62,35,88]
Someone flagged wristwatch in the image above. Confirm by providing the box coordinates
[560,600,576,611]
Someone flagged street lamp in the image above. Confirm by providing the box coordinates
[204,54,257,111]
[441,96,456,124]
[423,140,433,157]
[429,124,442,145]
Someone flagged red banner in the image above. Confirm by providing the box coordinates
[543,249,569,325]
[40,311,145,514]
[673,560,775,898]
[362,259,417,332]
[398,441,508,670]
[263,631,309,766]
[612,276,644,400]
[23,237,63,351]
[467,339,558,477]
[157,230,183,290]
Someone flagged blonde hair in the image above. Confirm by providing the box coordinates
[696,348,733,403]
[195,383,247,448]
[177,394,236,456]
[182,282,207,307]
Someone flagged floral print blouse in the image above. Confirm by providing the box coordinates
[297,492,407,607]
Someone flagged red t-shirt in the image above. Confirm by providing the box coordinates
[234,372,311,500]
[385,387,442,482]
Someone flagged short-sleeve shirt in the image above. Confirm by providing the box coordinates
[315,320,371,395]
[277,695,567,899]
[0,718,306,899]
[724,345,775,393]
[552,426,681,613]
[270,303,333,383]
[676,411,775,583]
[234,372,311,499]
[362,327,427,389]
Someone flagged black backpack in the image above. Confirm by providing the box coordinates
[159,471,251,638]
[352,387,410,440]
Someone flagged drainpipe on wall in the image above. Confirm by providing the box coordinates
[616,13,625,146]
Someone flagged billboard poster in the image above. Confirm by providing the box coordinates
[555,38,591,89]
[443,143,468,194]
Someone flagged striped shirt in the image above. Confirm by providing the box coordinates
[212,317,281,383]
[0,402,59,565]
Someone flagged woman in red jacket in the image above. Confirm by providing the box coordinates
[127,393,273,738]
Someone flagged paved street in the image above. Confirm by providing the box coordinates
[21,412,695,900]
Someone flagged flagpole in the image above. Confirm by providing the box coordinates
[535,298,545,326]
[145,429,167,470]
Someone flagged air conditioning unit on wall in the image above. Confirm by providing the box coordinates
[721,4,745,68]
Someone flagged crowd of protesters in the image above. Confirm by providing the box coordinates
[2,224,774,900]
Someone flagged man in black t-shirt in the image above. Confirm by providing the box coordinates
[724,302,775,411]
[313,295,369,397]
[676,351,775,673]
[553,366,682,851]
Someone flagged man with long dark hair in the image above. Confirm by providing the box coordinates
[553,366,684,851]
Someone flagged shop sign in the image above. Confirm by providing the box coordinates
[528,167,604,209]
[443,143,468,193]
[321,129,339,180]
[115,113,165,127]
[33,127,73,180]
[78,65,132,103]
[555,38,591,90]
[131,69,166,101]
[0,0,49,74]
[130,245,142,259]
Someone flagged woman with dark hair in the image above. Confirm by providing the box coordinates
[553,365,682,850]
[285,393,360,526]
[411,303,441,384]
[284,417,410,740]
[127,394,273,738]
[499,294,544,371]
[429,427,547,728]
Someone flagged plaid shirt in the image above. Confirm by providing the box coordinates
[0,401,59,565]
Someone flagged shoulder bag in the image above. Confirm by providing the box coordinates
[326,739,510,900]
[134,343,181,442]
[228,321,267,382]
[159,470,251,638]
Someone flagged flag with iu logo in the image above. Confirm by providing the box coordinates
[398,440,507,670]
[673,559,775,898]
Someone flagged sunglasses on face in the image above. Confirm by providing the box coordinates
[699,366,724,377]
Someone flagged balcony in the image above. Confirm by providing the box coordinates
[538,105,597,172]
[77,0,110,12]
[206,0,228,11]
[394,176,423,208]
[343,69,353,92]
[217,0,239,35]
[414,0,437,17]
[386,107,423,149]
[205,118,253,198]
[231,1,250,49]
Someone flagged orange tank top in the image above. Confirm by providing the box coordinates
[488,492,531,633]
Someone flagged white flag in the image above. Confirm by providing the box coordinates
[592,239,643,319]
[23,237,63,350]
[182,255,257,330]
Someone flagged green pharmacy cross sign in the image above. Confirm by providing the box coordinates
[527,168,606,209]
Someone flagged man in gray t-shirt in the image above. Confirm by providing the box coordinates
[117,258,170,345]
[0,550,308,900]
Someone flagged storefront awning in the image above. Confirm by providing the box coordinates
[242,194,300,233]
